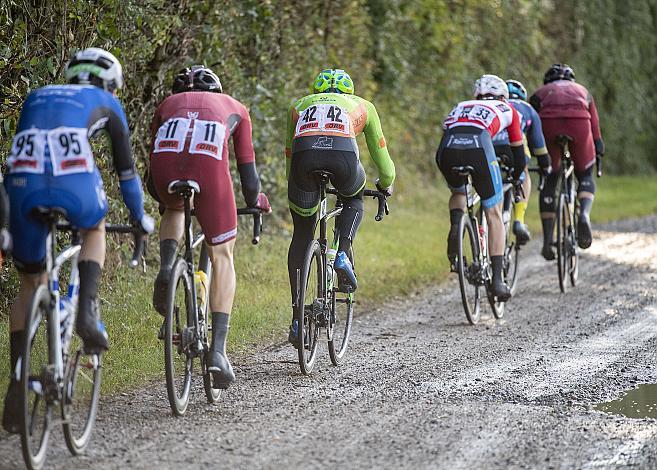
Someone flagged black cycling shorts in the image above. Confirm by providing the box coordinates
[288,136,366,217]
[436,126,503,209]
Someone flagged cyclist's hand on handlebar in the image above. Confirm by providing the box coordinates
[536,154,552,176]
[133,214,155,234]
[375,178,393,197]
[250,192,272,214]
[0,228,12,256]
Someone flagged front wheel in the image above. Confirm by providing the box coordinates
[556,194,569,293]
[164,258,194,416]
[457,215,481,325]
[297,240,323,374]
[328,247,354,366]
[199,244,221,404]
[62,332,102,455]
[570,199,580,287]
[20,285,54,470]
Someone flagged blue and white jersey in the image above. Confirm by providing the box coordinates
[8,85,132,177]
[492,99,547,155]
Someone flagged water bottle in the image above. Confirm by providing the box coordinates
[59,296,75,349]
[326,248,337,286]
[194,271,208,314]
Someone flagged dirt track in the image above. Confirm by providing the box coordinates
[2,216,657,469]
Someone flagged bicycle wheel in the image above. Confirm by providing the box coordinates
[328,247,354,366]
[20,285,54,470]
[164,258,194,416]
[62,313,102,455]
[297,240,322,374]
[570,199,580,286]
[457,214,481,325]
[504,214,520,296]
[556,193,568,293]
[198,244,221,404]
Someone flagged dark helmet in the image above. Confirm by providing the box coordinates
[172,65,222,94]
[543,63,575,84]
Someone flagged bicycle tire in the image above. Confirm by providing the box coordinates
[20,285,54,470]
[457,214,481,325]
[297,239,322,374]
[570,199,580,287]
[62,316,102,455]
[164,258,194,416]
[556,193,568,293]
[199,244,221,404]
[504,213,520,296]
[328,247,354,366]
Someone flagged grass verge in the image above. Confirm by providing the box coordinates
[0,174,655,402]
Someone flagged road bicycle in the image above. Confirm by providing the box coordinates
[553,135,579,293]
[20,207,144,470]
[295,171,388,374]
[452,165,517,325]
[161,179,263,416]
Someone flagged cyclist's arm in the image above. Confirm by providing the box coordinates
[363,100,395,188]
[588,94,605,155]
[526,110,551,170]
[232,105,260,207]
[93,99,145,221]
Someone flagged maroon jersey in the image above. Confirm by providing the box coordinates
[150,91,255,165]
[531,80,602,141]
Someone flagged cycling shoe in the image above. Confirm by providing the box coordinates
[207,351,235,390]
[334,251,357,292]
[491,278,512,302]
[152,268,170,316]
[541,244,556,261]
[513,221,531,246]
[577,216,592,249]
[76,301,109,353]
[2,379,20,434]
[288,319,300,349]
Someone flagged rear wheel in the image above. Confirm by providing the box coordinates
[62,326,102,455]
[297,240,322,374]
[556,194,568,293]
[457,214,481,325]
[198,245,221,404]
[504,218,520,296]
[164,258,194,416]
[20,285,54,470]
[328,247,354,366]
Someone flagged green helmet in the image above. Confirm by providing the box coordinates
[312,68,354,94]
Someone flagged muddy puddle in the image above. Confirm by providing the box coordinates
[595,383,657,419]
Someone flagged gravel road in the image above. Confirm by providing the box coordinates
[2,216,657,469]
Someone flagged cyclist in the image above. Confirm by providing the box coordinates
[0,180,11,266]
[148,65,270,389]
[2,47,152,433]
[436,74,526,300]
[492,79,552,244]
[529,64,604,258]
[285,68,395,347]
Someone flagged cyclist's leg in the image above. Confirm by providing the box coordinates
[60,170,110,352]
[477,133,510,299]
[287,149,322,344]
[149,154,186,314]
[436,132,469,267]
[194,162,239,387]
[513,155,532,244]
[3,174,48,433]
[570,122,597,249]
[539,173,559,259]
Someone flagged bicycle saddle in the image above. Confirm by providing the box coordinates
[311,170,333,183]
[555,134,574,145]
[167,179,201,195]
[31,206,68,222]
[452,166,475,177]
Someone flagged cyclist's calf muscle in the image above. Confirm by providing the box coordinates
[207,239,237,314]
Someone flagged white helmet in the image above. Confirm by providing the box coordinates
[473,74,508,100]
[65,47,124,92]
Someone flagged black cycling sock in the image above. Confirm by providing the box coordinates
[337,195,364,253]
[491,255,504,281]
[77,260,101,323]
[541,217,555,246]
[211,312,230,355]
[9,331,22,379]
[450,209,464,226]
[579,197,593,219]
[159,239,178,273]
[338,237,352,254]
